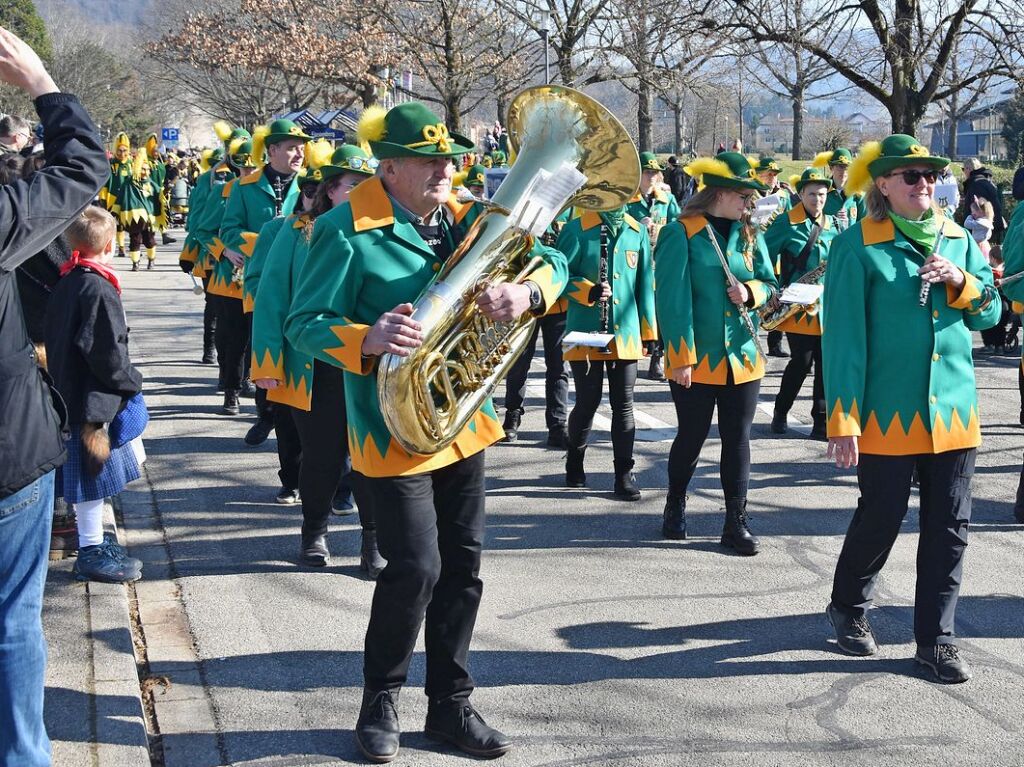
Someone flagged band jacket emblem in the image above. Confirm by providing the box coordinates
[762,202,839,336]
[654,215,779,385]
[822,215,999,455]
[283,177,569,477]
[558,211,657,361]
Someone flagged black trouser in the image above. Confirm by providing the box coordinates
[290,360,366,537]
[774,332,825,426]
[127,219,156,251]
[360,452,485,703]
[245,314,272,421]
[767,329,784,351]
[667,373,760,500]
[1019,366,1024,416]
[213,295,247,391]
[503,312,568,428]
[831,449,975,645]
[567,360,637,463]
[202,277,216,355]
[272,403,302,492]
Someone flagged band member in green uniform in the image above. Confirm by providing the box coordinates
[823,135,1000,683]
[815,148,864,228]
[763,167,838,439]
[656,152,778,552]
[998,203,1024,524]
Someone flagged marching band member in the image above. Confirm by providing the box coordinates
[252,144,382,569]
[656,152,777,552]
[144,133,175,245]
[216,119,308,460]
[118,148,160,272]
[558,204,656,500]
[763,167,838,439]
[755,157,792,358]
[815,148,864,228]
[823,135,999,684]
[285,102,566,762]
[100,132,132,256]
[628,152,680,380]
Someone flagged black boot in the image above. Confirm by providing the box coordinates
[244,418,274,446]
[565,445,586,487]
[721,498,759,556]
[424,699,512,758]
[1015,461,1024,523]
[809,421,828,440]
[662,495,687,539]
[161,232,177,245]
[647,353,665,381]
[202,327,216,364]
[298,533,329,567]
[356,688,401,763]
[613,459,641,501]
[501,410,521,443]
[546,423,568,449]
[222,389,240,415]
[770,409,788,434]
[360,529,387,580]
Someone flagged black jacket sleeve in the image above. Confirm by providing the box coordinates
[1013,167,1024,202]
[0,94,108,272]
[75,281,143,422]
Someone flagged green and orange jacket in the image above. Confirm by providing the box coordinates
[115,176,158,228]
[215,167,299,305]
[284,177,567,478]
[994,204,1024,370]
[185,163,237,280]
[824,189,865,223]
[100,159,131,214]
[251,213,316,410]
[243,215,288,315]
[654,215,778,384]
[762,202,838,336]
[626,187,681,229]
[822,215,999,455]
[557,211,656,361]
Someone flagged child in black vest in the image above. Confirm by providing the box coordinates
[44,207,145,583]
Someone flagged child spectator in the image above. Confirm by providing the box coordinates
[44,207,145,583]
[981,243,1013,355]
[964,196,995,257]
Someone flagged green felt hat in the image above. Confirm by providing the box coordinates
[639,152,664,171]
[687,151,767,192]
[489,149,508,166]
[361,102,474,159]
[230,140,255,168]
[464,163,486,187]
[794,166,833,193]
[320,144,378,181]
[756,157,782,174]
[867,134,949,178]
[264,119,311,146]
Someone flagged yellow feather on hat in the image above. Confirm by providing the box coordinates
[452,169,468,188]
[789,174,801,190]
[356,105,388,148]
[250,125,270,168]
[812,151,834,169]
[746,155,759,169]
[683,157,732,191]
[304,138,334,171]
[227,136,248,157]
[200,149,215,173]
[213,121,234,143]
[845,141,882,196]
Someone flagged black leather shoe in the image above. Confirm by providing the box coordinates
[662,495,687,539]
[546,424,568,449]
[770,410,788,434]
[161,233,177,245]
[356,689,401,763]
[501,410,521,443]
[241,379,257,398]
[826,602,878,656]
[244,418,274,446]
[360,530,387,580]
[222,390,240,415]
[647,354,665,381]
[425,700,512,759]
[768,345,789,358]
[275,487,300,505]
[721,498,759,555]
[613,460,641,501]
[201,349,216,365]
[915,643,971,683]
[298,534,329,567]
[565,446,586,488]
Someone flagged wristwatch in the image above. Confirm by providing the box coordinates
[525,280,544,311]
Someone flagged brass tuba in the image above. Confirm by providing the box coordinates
[377,85,640,455]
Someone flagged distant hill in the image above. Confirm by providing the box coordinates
[36,0,152,26]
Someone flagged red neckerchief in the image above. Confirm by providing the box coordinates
[59,251,122,295]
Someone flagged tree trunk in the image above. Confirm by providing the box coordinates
[946,90,959,158]
[445,93,461,131]
[637,82,653,153]
[791,91,804,160]
[497,93,508,125]
[558,44,575,88]
[673,104,683,155]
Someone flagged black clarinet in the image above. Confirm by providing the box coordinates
[272,175,284,217]
[598,223,613,355]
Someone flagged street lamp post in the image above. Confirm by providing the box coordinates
[538,8,551,84]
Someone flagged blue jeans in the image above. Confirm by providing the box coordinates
[0,472,55,767]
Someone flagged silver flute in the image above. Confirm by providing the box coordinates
[704,224,768,360]
[918,232,947,307]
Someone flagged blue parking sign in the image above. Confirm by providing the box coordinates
[161,127,179,142]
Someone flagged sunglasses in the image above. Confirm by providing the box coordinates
[346,157,379,171]
[887,169,938,185]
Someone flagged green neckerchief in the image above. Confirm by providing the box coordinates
[599,207,626,237]
[888,209,939,253]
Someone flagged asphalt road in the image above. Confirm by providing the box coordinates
[118,239,1024,767]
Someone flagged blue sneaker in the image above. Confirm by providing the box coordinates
[73,540,142,583]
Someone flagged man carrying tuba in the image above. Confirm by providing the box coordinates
[285,101,567,763]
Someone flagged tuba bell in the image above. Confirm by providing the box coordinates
[377,85,641,455]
